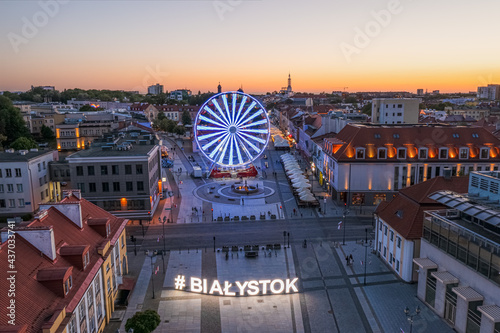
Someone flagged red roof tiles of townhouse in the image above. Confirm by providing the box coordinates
[325,124,500,162]
[0,194,127,332]
[375,176,469,239]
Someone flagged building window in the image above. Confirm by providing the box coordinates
[16,184,22,192]
[102,182,109,192]
[18,199,24,207]
[390,230,394,241]
[389,253,393,263]
[439,148,448,159]
[396,260,400,272]
[112,165,119,175]
[384,225,388,236]
[397,236,401,248]
[77,183,85,193]
[5,169,13,178]
[126,182,133,191]
[459,148,469,159]
[41,191,44,200]
[137,181,144,191]
[0,184,3,192]
[89,183,96,192]
[379,221,382,231]
[38,163,41,172]
[79,300,86,322]
[378,148,386,159]
[113,182,120,192]
[418,148,428,159]
[122,235,125,248]
[76,166,83,176]
[100,165,108,175]
[136,164,143,174]
[15,168,21,177]
[480,148,490,159]
[88,166,95,176]
[7,184,13,192]
[107,279,111,292]
[397,148,406,159]
[0,200,6,208]
[383,246,387,257]
[356,148,365,159]
[0,169,2,177]
[125,165,132,174]
[43,161,46,170]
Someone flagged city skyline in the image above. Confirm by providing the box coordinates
[1,0,499,93]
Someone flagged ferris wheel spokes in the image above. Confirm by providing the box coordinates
[204,106,228,127]
[234,101,256,126]
[238,131,266,144]
[237,109,263,127]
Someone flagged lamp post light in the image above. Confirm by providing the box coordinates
[283,231,286,248]
[342,211,347,245]
[404,306,421,333]
[287,232,290,248]
[213,236,216,252]
[363,228,369,285]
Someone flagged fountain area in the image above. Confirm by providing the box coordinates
[231,180,259,195]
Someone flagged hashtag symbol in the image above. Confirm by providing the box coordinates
[174,275,186,290]
[9,264,14,269]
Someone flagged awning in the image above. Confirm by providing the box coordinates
[413,258,438,270]
[431,271,459,284]
[118,277,136,291]
[478,305,500,323]
[452,286,483,302]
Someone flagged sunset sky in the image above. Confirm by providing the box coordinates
[1,0,499,94]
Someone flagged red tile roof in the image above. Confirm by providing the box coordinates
[323,123,500,163]
[0,194,127,332]
[375,176,469,239]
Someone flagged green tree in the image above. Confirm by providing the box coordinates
[125,310,161,333]
[344,96,358,104]
[157,111,166,120]
[0,134,7,151]
[166,119,176,133]
[40,125,55,141]
[10,137,38,150]
[174,125,185,136]
[0,96,31,146]
[181,110,192,126]
[361,103,372,115]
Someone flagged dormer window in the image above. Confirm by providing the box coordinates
[83,251,90,269]
[459,147,469,159]
[480,147,490,159]
[356,148,365,159]
[393,134,400,139]
[378,148,387,159]
[439,148,448,159]
[64,275,73,295]
[418,148,428,159]
[397,148,406,159]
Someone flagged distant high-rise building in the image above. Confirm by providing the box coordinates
[432,90,440,95]
[169,89,192,101]
[477,84,500,100]
[217,82,222,93]
[371,98,420,124]
[147,83,164,95]
[417,89,424,96]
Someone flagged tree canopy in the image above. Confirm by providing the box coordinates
[181,110,192,126]
[0,96,31,147]
[10,137,38,150]
[125,310,161,333]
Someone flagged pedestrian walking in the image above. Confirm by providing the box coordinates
[349,254,353,266]
[345,255,349,266]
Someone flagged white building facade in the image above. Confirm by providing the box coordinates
[371,98,420,124]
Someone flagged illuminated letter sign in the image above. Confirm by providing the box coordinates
[174,275,299,296]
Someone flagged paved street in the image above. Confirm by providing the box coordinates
[106,136,454,333]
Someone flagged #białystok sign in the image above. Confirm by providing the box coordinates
[174,275,299,296]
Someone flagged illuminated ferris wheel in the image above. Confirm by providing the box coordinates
[194,91,270,168]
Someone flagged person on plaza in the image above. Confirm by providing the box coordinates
[345,255,349,266]
[349,254,353,266]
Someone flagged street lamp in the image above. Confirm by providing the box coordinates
[213,236,216,252]
[287,232,290,248]
[283,231,286,248]
[342,211,347,245]
[363,228,369,285]
[404,306,421,333]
